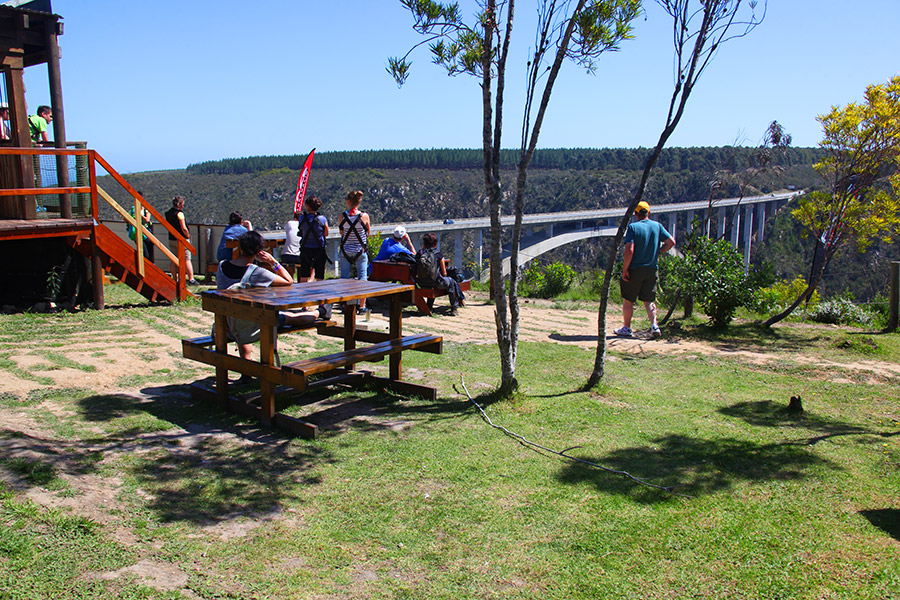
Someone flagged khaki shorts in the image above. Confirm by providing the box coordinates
[620,266,658,303]
[168,238,192,261]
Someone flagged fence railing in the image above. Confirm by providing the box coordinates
[0,146,196,300]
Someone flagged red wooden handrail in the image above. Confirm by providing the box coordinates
[1,146,195,301]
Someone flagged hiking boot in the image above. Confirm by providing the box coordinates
[614,326,633,337]
[650,325,662,339]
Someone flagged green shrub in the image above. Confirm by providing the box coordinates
[807,298,876,326]
[753,276,820,314]
[520,261,576,299]
[668,236,753,329]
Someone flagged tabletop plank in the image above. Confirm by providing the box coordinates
[201,279,415,311]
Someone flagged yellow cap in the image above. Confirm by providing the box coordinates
[635,201,650,214]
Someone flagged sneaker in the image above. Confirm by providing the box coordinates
[449,308,458,316]
[318,304,333,320]
[187,279,200,286]
[650,325,661,339]
[357,306,368,315]
[615,326,633,337]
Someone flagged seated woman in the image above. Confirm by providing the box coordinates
[216,211,250,262]
[217,231,330,361]
[415,232,465,316]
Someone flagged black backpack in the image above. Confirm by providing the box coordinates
[415,249,440,287]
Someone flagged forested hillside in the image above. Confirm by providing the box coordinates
[109,147,825,228]
[99,146,896,301]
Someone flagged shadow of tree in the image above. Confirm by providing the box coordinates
[718,400,887,446]
[557,434,833,503]
[71,386,335,525]
[667,320,818,353]
[860,509,900,541]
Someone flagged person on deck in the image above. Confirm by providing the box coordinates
[297,196,330,283]
[28,105,52,143]
[616,200,676,339]
[338,190,371,313]
[415,232,465,316]
[165,195,198,285]
[374,225,416,262]
[0,103,11,140]
[216,211,250,262]
[216,231,330,365]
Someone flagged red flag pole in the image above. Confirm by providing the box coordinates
[294,148,315,213]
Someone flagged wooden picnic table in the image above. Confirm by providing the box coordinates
[182,279,443,438]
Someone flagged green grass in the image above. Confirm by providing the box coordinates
[0,301,897,599]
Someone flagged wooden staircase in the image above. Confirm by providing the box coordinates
[72,223,182,303]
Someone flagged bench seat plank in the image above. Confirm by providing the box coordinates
[283,333,442,377]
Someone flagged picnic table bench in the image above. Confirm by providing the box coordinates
[370,259,471,316]
[182,279,442,438]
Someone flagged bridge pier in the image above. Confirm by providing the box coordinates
[475,229,484,274]
[330,238,340,277]
[730,207,740,247]
[667,213,677,240]
[743,204,753,271]
[717,207,726,239]
[756,203,766,242]
[686,209,694,235]
[454,230,463,272]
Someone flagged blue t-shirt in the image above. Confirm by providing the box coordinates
[374,237,414,262]
[623,219,671,269]
[216,224,248,261]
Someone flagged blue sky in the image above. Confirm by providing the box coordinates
[20,0,900,173]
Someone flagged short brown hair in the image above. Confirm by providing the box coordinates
[238,230,265,257]
[345,190,363,207]
[306,196,323,212]
[422,232,438,248]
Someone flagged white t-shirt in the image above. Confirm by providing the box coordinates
[284,220,301,255]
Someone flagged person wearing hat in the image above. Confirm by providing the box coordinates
[616,200,675,339]
[374,224,416,262]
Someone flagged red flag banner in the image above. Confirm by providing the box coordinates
[293,148,315,213]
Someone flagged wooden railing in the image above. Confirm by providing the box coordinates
[0,147,196,301]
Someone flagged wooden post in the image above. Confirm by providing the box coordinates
[45,20,70,218]
[259,325,277,425]
[389,293,402,381]
[214,315,229,405]
[90,229,105,309]
[889,261,899,332]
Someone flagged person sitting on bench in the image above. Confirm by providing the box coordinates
[415,232,465,316]
[217,231,330,361]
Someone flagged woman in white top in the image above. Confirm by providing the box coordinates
[282,211,302,279]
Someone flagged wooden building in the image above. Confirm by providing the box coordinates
[0,0,192,309]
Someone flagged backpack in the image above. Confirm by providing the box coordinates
[126,207,137,241]
[415,249,440,287]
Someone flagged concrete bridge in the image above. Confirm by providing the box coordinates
[339,190,801,279]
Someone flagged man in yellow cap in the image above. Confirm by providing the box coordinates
[616,200,675,339]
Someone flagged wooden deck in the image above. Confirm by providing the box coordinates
[0,218,93,241]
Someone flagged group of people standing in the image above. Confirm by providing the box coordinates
[218,189,465,318]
